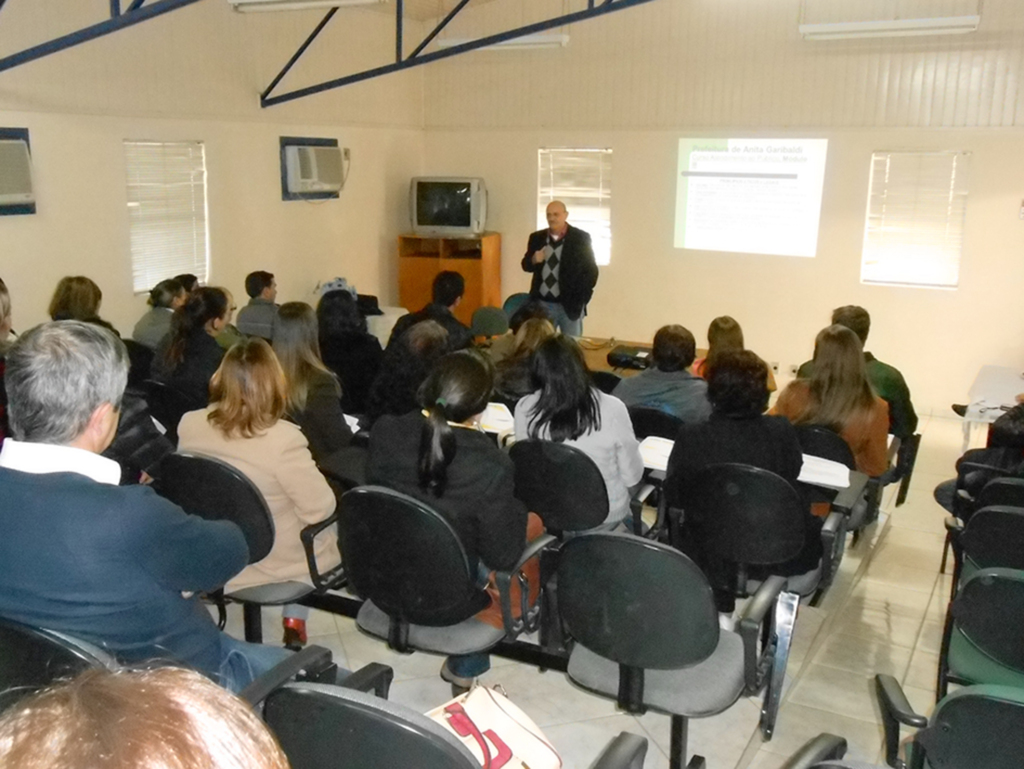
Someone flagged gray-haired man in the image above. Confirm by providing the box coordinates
[0,320,289,691]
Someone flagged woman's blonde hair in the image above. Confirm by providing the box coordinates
[273,301,339,413]
[48,276,102,321]
[208,338,287,438]
[0,667,290,769]
[795,324,877,431]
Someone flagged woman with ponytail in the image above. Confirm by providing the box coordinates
[366,350,536,690]
[152,287,234,409]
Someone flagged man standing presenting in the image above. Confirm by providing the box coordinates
[521,201,599,336]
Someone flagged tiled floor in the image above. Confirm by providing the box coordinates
[221,414,970,769]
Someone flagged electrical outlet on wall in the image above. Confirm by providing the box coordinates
[789,364,798,375]
[769,361,780,374]
[343,148,351,161]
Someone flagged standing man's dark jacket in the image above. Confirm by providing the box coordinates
[521,224,599,321]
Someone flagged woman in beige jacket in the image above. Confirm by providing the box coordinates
[177,338,339,648]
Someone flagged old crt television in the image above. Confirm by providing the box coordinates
[410,177,487,236]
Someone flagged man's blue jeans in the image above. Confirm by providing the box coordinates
[539,301,583,337]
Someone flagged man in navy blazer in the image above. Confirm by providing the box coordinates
[521,200,599,335]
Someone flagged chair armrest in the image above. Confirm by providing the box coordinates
[300,514,346,592]
[875,674,927,767]
[738,575,787,694]
[831,471,870,515]
[589,731,649,769]
[337,661,394,699]
[817,511,845,593]
[238,644,334,706]
[958,461,1017,477]
[778,734,848,769]
[494,534,559,637]
[944,516,963,533]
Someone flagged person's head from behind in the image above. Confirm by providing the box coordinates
[432,271,465,309]
[652,324,696,373]
[510,318,557,359]
[208,338,287,439]
[48,276,103,322]
[173,273,199,293]
[0,277,12,346]
[317,289,366,337]
[149,278,186,310]
[404,319,449,360]
[6,320,127,452]
[0,667,289,769]
[831,305,871,346]
[244,271,276,302]
[805,324,874,429]
[418,351,494,496]
[273,301,336,412]
[367,320,449,421]
[706,315,744,354]
[706,350,770,418]
[165,287,231,369]
[528,335,600,442]
[508,300,553,334]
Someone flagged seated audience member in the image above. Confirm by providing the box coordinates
[152,287,232,409]
[0,667,290,769]
[798,305,917,439]
[486,299,553,366]
[48,275,119,335]
[273,302,353,462]
[317,287,383,415]
[0,278,12,443]
[178,338,339,649]
[613,324,712,423]
[133,278,186,350]
[665,350,816,616]
[773,324,889,477]
[693,315,777,391]
[494,318,557,406]
[174,273,200,293]
[236,270,279,341]
[365,320,449,426]
[388,270,473,351]
[367,350,534,689]
[0,321,287,691]
[514,335,645,527]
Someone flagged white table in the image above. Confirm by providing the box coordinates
[365,306,407,346]
[961,365,1024,451]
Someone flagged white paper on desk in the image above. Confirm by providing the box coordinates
[480,402,514,435]
[798,454,850,489]
[640,436,674,472]
[343,413,361,432]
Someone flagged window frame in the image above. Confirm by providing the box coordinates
[537,147,612,266]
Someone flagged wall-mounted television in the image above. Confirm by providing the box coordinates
[409,177,487,237]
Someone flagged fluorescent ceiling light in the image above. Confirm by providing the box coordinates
[436,33,570,51]
[229,0,385,12]
[800,15,980,40]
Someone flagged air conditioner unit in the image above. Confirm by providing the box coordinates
[0,139,34,206]
[284,145,345,194]
[228,0,385,11]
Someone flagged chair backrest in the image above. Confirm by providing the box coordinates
[557,532,719,670]
[338,486,488,627]
[142,379,194,441]
[894,432,921,507]
[952,568,1024,674]
[264,683,477,769]
[152,453,275,564]
[0,618,115,714]
[915,684,1024,769]
[508,440,609,532]
[794,425,856,469]
[470,306,509,338]
[976,477,1024,510]
[501,292,531,319]
[961,507,1024,572]
[123,339,155,388]
[591,370,622,395]
[679,463,807,566]
[627,406,684,441]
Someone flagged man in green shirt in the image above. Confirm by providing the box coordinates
[797,305,918,439]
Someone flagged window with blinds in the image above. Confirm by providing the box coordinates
[125,140,209,293]
[861,150,970,289]
[538,148,612,266]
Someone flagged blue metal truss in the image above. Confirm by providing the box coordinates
[260,0,661,108]
[0,0,203,74]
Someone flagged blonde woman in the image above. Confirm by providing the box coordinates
[494,317,557,405]
[177,338,339,648]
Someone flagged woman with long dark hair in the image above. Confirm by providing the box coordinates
[513,335,644,526]
[773,324,889,476]
[367,350,535,689]
[152,287,233,409]
[316,289,382,415]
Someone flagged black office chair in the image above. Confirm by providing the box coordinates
[777,734,865,769]
[142,379,194,445]
[557,532,788,769]
[627,406,684,441]
[338,486,550,676]
[0,617,116,714]
[936,567,1024,700]
[502,292,531,319]
[945,505,1024,600]
[893,433,921,507]
[592,370,623,395]
[152,453,345,642]
[122,339,155,388]
[876,676,1024,769]
[260,682,649,769]
[941,470,1024,573]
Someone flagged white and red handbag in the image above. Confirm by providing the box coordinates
[426,685,562,769]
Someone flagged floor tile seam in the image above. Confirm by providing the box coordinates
[807,654,913,682]
[628,716,672,762]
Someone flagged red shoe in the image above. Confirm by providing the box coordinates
[282,617,308,650]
